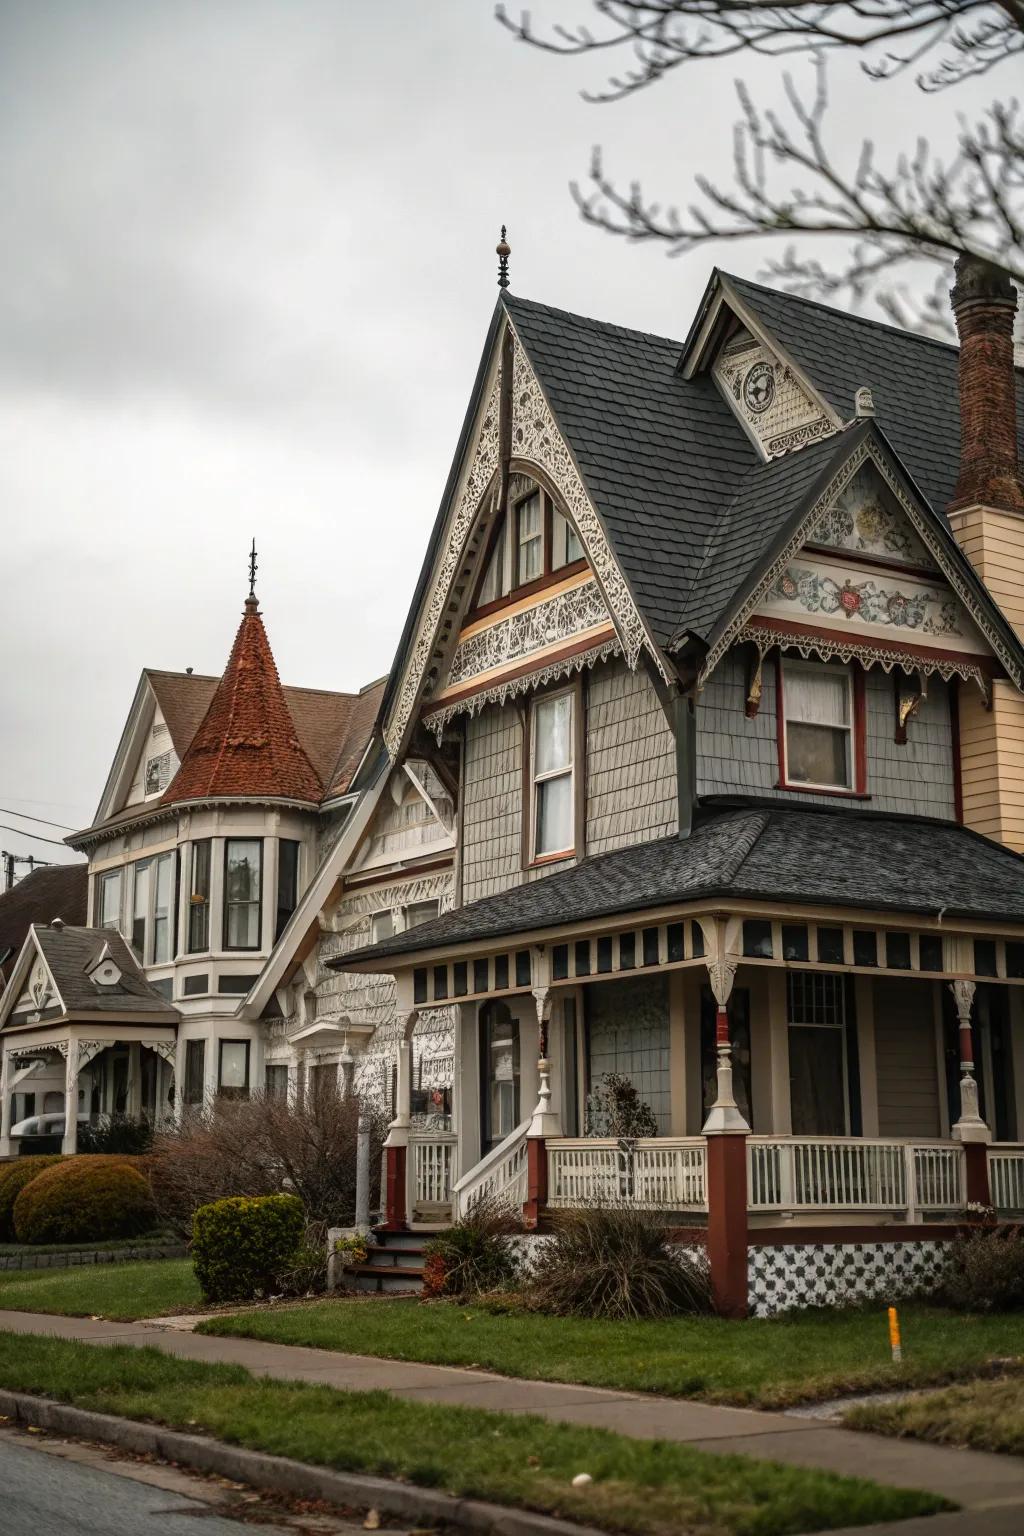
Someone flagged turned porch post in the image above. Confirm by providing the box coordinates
[383,1008,416,1229]
[61,1039,79,1155]
[525,984,560,1228]
[702,940,749,1318]
[0,1049,12,1157]
[949,979,992,1206]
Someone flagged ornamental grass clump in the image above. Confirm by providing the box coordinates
[422,1196,522,1299]
[942,1226,1024,1312]
[525,1205,711,1320]
[192,1193,305,1302]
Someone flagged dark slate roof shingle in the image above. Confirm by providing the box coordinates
[338,801,1024,964]
[30,926,179,1018]
[0,864,88,979]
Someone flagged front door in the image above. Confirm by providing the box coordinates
[480,1001,520,1154]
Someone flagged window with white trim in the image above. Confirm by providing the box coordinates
[530,690,575,860]
[130,852,175,964]
[781,660,854,790]
[98,870,122,933]
[371,909,394,943]
[406,899,440,929]
[552,507,583,570]
[224,839,262,951]
[516,491,544,586]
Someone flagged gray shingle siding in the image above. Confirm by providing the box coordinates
[586,658,677,854]
[698,652,955,819]
[462,705,524,904]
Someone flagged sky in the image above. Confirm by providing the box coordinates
[0,0,998,870]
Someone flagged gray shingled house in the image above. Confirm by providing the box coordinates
[338,257,1024,1315]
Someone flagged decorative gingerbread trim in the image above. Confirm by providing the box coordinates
[737,622,991,702]
[700,440,1024,693]
[424,638,620,742]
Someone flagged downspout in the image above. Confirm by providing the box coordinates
[643,652,698,839]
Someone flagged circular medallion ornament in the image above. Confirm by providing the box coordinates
[743,361,776,414]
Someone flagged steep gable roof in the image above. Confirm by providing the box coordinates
[31,925,179,1017]
[162,596,324,806]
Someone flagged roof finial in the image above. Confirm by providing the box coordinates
[496,225,510,290]
[247,538,258,606]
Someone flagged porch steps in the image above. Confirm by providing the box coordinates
[349,1229,442,1295]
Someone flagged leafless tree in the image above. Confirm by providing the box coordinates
[497,2,1024,331]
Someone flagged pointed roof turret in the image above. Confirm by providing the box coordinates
[163,573,323,807]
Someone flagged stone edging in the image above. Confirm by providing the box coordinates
[0,1390,602,1536]
[0,1244,186,1272]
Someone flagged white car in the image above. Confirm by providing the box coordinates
[10,1111,89,1138]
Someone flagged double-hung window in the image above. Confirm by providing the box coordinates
[275,839,300,942]
[551,507,583,570]
[224,839,262,950]
[218,1039,250,1100]
[131,853,175,964]
[188,840,211,953]
[781,661,855,791]
[530,690,575,860]
[98,870,122,933]
[516,491,544,586]
[787,972,849,1136]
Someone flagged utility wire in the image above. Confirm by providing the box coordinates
[0,824,73,848]
[0,806,78,832]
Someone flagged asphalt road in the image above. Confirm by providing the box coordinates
[0,1431,290,1535]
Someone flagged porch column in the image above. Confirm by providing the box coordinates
[0,1049,12,1157]
[949,980,992,1206]
[383,1009,415,1229]
[61,1040,79,1155]
[702,951,749,1319]
[525,986,560,1228]
[126,1042,142,1119]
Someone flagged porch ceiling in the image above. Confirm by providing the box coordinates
[336,801,1024,972]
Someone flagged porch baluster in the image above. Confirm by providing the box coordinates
[949,979,992,1207]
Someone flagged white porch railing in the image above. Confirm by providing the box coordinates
[748,1137,964,1216]
[450,1119,530,1219]
[547,1138,707,1211]
[989,1147,1024,1212]
[409,1132,458,1212]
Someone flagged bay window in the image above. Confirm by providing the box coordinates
[97,870,122,932]
[130,852,174,964]
[530,689,576,861]
[780,660,857,791]
[188,840,211,953]
[224,839,262,950]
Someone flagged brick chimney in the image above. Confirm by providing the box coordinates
[949,254,1024,514]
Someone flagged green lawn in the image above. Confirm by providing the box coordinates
[0,1331,945,1536]
[201,1297,1024,1408]
[0,1258,200,1320]
[846,1372,1024,1456]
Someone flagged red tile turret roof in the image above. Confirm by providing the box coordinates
[162,597,324,806]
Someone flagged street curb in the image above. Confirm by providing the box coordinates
[0,1389,604,1536]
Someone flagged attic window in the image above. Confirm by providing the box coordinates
[471,486,587,616]
[145,751,172,795]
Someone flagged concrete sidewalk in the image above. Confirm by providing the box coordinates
[1,1308,1023,1529]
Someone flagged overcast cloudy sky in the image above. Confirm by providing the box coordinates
[0,1,991,868]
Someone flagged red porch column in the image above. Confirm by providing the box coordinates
[524,986,560,1229]
[949,980,992,1207]
[702,953,750,1318]
[382,1020,415,1229]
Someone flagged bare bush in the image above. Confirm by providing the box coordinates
[149,1092,387,1238]
[525,1204,711,1319]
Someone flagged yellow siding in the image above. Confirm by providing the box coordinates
[948,505,1024,636]
[958,681,1024,852]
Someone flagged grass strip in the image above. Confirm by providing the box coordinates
[0,1257,201,1319]
[846,1373,1024,1457]
[200,1297,1024,1408]
[0,1330,945,1536]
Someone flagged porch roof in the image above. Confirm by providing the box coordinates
[337,801,1024,968]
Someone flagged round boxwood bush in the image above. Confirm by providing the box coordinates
[13,1158,156,1245]
[192,1193,305,1302]
[0,1156,65,1241]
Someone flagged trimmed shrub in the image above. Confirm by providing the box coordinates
[79,1115,153,1156]
[13,1158,156,1245]
[943,1226,1024,1312]
[525,1205,711,1320]
[422,1197,522,1299]
[0,1156,65,1241]
[192,1193,305,1302]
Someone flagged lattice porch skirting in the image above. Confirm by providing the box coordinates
[747,1238,952,1317]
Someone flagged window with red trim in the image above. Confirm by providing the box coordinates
[779,658,865,793]
[471,486,585,616]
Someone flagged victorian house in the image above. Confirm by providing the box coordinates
[0,578,457,1157]
[337,255,1024,1314]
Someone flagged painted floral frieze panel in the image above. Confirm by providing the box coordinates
[447,576,611,689]
[769,564,964,635]
[809,465,933,569]
[713,328,833,458]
